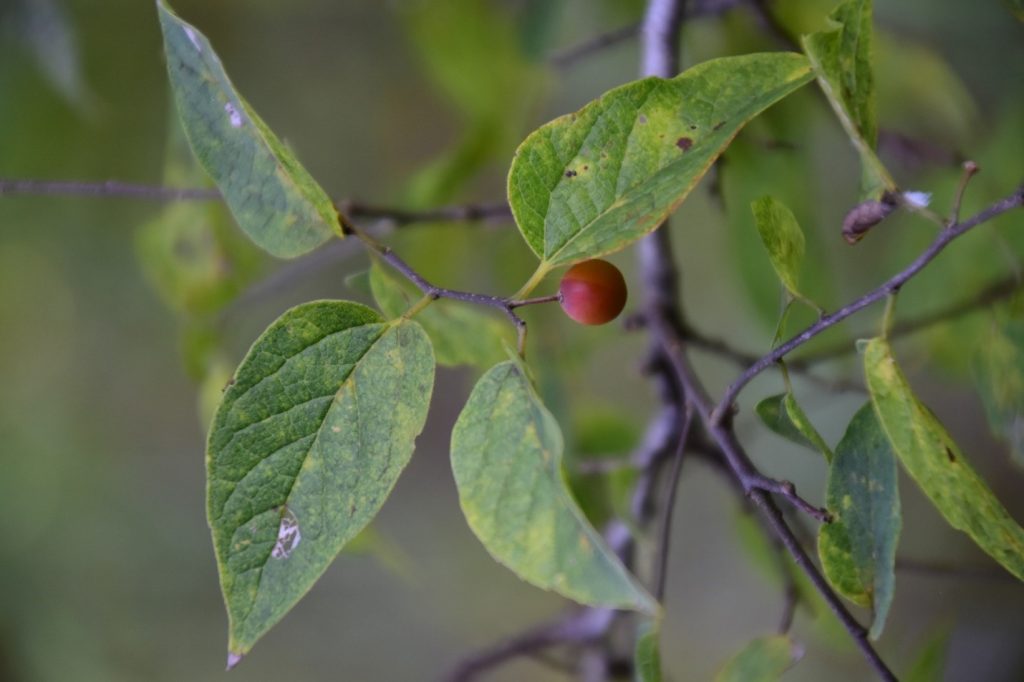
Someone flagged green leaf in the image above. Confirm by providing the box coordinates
[368,261,509,369]
[756,392,834,461]
[508,52,814,266]
[750,196,806,298]
[714,636,801,682]
[156,0,340,258]
[802,0,894,198]
[207,301,435,659]
[635,618,662,682]
[451,358,656,612]
[818,402,900,639]
[720,122,835,329]
[974,315,1024,467]
[864,337,1024,581]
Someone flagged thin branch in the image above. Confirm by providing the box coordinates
[442,616,592,682]
[949,161,981,225]
[627,2,893,678]
[752,486,895,679]
[714,186,1024,422]
[336,198,511,226]
[650,314,896,681]
[0,178,221,201]
[0,177,513,226]
[653,402,694,601]
[795,274,1022,366]
[681,322,865,393]
[656,327,831,521]
[548,0,744,70]
[346,224,566,355]
[549,22,640,69]
[509,293,562,309]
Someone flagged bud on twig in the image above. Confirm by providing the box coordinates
[842,194,898,244]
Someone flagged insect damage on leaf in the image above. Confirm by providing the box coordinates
[270,506,302,560]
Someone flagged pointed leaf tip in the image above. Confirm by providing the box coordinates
[865,338,1024,582]
[751,195,807,299]
[802,0,894,199]
[508,52,813,265]
[451,359,656,613]
[818,402,900,639]
[157,0,340,257]
[226,652,243,670]
[207,301,435,653]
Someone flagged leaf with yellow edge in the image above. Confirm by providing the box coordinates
[508,52,814,267]
[451,357,656,612]
[864,337,1024,581]
[819,402,900,639]
[802,0,894,198]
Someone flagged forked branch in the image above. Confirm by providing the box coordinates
[714,184,1024,423]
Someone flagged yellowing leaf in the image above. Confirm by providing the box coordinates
[802,0,894,198]
[751,195,807,298]
[451,358,656,612]
[508,53,814,266]
[864,337,1024,581]
[818,402,900,639]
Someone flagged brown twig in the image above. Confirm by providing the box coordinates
[548,0,745,70]
[442,614,604,682]
[0,178,221,201]
[949,161,981,225]
[0,177,513,226]
[549,22,640,69]
[650,314,896,680]
[794,274,1022,366]
[714,186,1024,423]
[653,402,694,601]
[337,199,512,226]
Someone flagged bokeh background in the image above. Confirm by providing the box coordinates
[1,0,1023,680]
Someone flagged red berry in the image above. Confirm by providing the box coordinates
[558,259,628,325]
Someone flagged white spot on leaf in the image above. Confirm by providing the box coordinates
[184,27,202,52]
[271,507,301,560]
[225,102,243,128]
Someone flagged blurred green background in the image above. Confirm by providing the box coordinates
[1,0,1022,680]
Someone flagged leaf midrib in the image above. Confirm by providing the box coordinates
[228,322,403,635]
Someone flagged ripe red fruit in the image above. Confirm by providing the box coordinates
[558,259,628,325]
